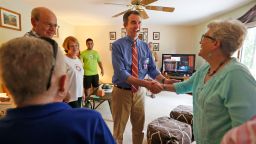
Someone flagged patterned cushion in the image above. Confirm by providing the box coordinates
[147,116,192,144]
[170,105,193,125]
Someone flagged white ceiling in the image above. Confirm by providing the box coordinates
[22,0,254,26]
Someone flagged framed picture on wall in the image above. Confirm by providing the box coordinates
[0,7,21,31]
[142,28,148,43]
[110,32,116,40]
[153,32,160,40]
[110,43,112,51]
[53,27,59,38]
[121,28,126,38]
[138,32,144,41]
[153,43,159,51]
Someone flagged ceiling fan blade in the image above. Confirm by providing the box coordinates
[145,6,175,12]
[112,10,129,18]
[141,0,157,5]
[104,2,128,6]
[138,9,149,19]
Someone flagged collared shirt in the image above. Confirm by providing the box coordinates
[0,102,115,144]
[174,58,256,144]
[24,30,40,37]
[112,36,160,88]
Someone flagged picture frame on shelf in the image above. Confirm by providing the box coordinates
[153,32,160,40]
[110,32,116,40]
[0,7,21,31]
[153,43,159,51]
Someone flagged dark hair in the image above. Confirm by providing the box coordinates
[86,38,93,44]
[123,10,140,26]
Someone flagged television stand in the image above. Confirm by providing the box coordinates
[165,74,189,81]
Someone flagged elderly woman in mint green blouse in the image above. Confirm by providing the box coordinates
[163,20,256,144]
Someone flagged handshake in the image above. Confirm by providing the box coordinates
[145,78,179,94]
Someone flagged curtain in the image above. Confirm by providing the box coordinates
[238,4,256,23]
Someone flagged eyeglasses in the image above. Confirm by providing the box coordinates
[43,22,59,29]
[201,34,216,42]
[39,37,58,90]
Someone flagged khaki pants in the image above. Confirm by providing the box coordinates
[112,86,145,144]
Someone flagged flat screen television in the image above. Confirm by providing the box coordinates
[161,54,196,76]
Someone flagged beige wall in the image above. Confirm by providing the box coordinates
[75,25,196,83]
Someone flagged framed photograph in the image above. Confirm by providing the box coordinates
[0,7,21,31]
[138,32,144,41]
[153,32,160,40]
[121,28,126,38]
[142,28,148,43]
[142,28,148,33]
[110,32,116,40]
[109,43,112,51]
[153,43,159,51]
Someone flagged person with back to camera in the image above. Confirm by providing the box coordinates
[0,37,115,144]
[111,10,178,144]
[62,36,84,108]
[162,19,256,143]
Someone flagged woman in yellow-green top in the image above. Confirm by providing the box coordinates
[80,38,104,98]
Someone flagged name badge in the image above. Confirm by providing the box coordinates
[143,58,149,70]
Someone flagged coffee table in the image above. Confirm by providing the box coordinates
[84,84,113,113]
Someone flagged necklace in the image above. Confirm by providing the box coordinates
[207,59,228,76]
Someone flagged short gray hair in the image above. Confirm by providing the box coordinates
[31,7,55,21]
[31,7,41,21]
[208,20,247,57]
[0,37,63,104]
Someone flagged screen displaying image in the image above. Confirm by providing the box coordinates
[162,54,196,76]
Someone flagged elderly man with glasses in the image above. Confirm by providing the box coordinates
[25,7,58,38]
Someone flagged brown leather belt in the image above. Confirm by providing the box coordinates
[114,85,131,90]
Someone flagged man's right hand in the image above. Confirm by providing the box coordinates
[146,80,163,94]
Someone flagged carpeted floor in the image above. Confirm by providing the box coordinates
[94,91,193,144]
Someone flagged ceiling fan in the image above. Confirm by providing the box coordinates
[104,0,175,19]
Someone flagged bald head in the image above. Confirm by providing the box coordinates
[31,7,58,38]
